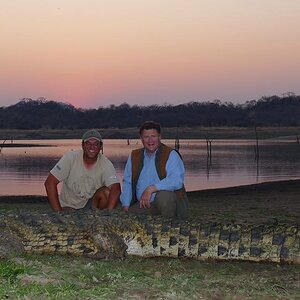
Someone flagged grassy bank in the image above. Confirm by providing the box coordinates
[1,255,299,299]
[1,126,300,140]
[1,180,300,299]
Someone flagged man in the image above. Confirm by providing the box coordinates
[44,129,121,211]
[120,121,188,218]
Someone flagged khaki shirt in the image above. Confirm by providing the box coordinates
[50,150,119,209]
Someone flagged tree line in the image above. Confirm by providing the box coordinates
[1,94,300,129]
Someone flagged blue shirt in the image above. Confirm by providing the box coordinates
[120,148,185,207]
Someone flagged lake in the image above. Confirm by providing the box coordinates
[0,139,300,196]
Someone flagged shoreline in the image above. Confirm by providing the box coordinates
[1,178,299,224]
[188,177,300,197]
[0,143,53,148]
[1,178,299,204]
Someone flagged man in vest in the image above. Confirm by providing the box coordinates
[120,121,188,218]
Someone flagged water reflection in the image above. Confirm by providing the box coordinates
[0,139,300,195]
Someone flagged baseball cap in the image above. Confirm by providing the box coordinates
[82,129,102,142]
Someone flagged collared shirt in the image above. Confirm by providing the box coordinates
[120,148,185,207]
[50,150,119,209]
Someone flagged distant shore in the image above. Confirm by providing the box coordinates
[0,143,53,148]
[1,126,300,140]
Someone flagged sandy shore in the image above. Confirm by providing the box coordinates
[1,179,299,224]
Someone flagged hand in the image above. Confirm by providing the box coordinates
[139,197,151,209]
[139,185,157,209]
[61,206,75,212]
[123,206,129,212]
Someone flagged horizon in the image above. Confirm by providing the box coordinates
[3,92,298,110]
[1,1,300,109]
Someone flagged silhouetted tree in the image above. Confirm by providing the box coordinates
[1,95,300,129]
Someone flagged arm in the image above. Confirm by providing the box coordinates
[139,184,157,208]
[44,173,62,211]
[46,151,74,211]
[139,151,185,208]
[155,151,185,191]
[106,182,121,209]
[120,155,133,212]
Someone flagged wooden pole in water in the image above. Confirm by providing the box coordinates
[254,127,259,160]
[175,125,180,152]
[0,138,7,152]
[206,138,209,157]
[206,137,213,165]
[209,139,212,159]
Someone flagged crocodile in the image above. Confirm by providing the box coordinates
[0,210,299,264]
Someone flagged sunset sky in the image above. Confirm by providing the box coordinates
[1,0,300,109]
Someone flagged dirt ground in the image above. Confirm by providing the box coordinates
[1,179,299,225]
[188,179,300,224]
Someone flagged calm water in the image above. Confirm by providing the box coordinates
[0,139,300,195]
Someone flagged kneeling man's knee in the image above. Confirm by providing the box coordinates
[154,191,177,217]
[92,186,110,209]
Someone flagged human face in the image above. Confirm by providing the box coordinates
[141,129,161,156]
[82,138,102,160]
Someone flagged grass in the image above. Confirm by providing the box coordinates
[0,255,299,299]
[0,261,29,282]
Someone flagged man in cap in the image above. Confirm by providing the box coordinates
[44,129,121,211]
